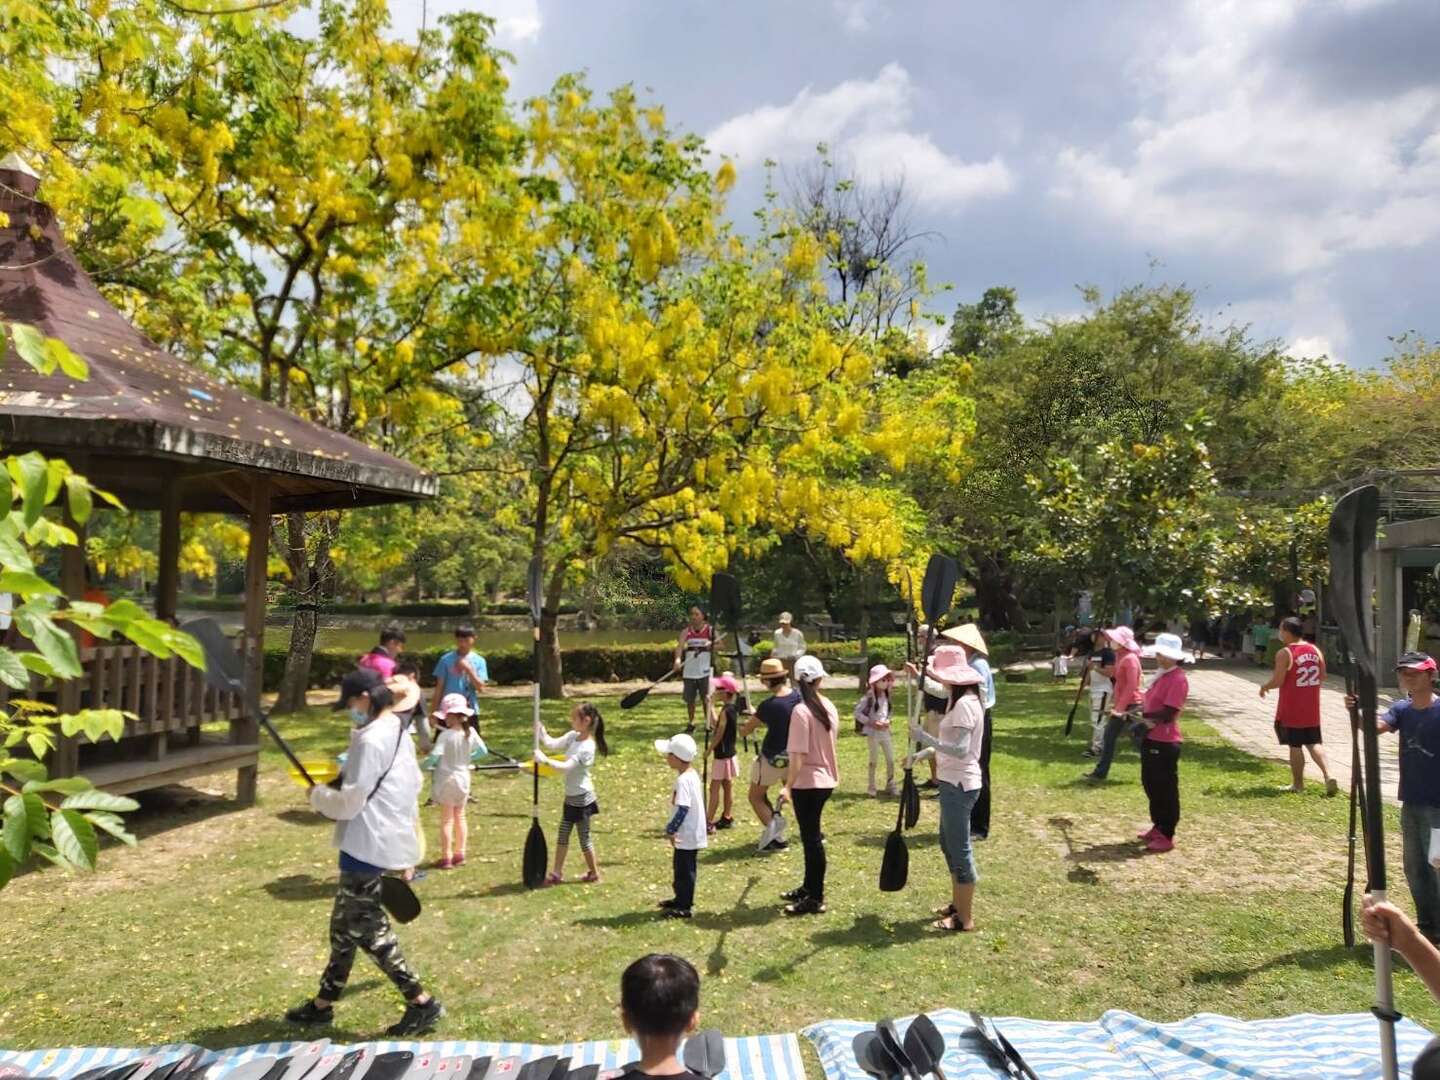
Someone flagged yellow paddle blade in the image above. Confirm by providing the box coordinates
[517,758,562,779]
[287,759,340,787]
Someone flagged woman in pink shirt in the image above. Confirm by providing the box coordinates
[1136,632,1190,852]
[1085,625,1146,782]
[905,645,986,932]
[782,655,840,916]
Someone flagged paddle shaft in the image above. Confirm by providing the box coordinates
[1358,661,1400,1079]
[1064,665,1090,735]
[532,630,541,820]
[260,714,316,787]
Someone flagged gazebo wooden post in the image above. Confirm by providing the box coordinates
[156,479,181,623]
[235,476,271,805]
[55,456,89,780]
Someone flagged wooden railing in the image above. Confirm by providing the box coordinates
[0,640,246,739]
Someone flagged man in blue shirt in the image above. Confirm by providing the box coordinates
[1381,652,1440,944]
[429,626,489,748]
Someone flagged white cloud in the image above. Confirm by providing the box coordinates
[707,63,1013,210]
[378,0,542,46]
[484,0,542,44]
[833,0,882,33]
[1051,0,1440,274]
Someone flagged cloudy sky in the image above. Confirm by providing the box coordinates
[389,0,1440,367]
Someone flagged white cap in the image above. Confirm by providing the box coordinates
[793,655,827,683]
[1145,632,1188,662]
[655,733,698,762]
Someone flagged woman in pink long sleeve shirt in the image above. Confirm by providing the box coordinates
[1085,625,1145,782]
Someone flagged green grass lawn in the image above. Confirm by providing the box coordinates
[2,678,1435,1051]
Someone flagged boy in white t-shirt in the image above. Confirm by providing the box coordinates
[655,733,706,920]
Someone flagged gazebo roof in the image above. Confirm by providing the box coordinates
[0,163,436,513]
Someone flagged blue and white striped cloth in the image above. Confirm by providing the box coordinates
[0,1033,804,1080]
[804,1008,1436,1079]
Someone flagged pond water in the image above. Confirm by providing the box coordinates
[178,612,674,654]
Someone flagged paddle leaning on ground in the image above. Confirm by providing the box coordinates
[1329,483,1400,1080]
[523,557,549,890]
[880,554,959,893]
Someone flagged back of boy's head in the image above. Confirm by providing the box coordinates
[620,954,699,1038]
[396,660,419,677]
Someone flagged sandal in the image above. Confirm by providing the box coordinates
[581,870,601,883]
[933,903,956,917]
[544,871,563,886]
[931,915,975,932]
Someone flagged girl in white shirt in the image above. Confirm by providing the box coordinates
[431,692,482,869]
[854,664,896,797]
[535,701,609,884]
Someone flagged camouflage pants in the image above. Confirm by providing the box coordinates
[318,872,423,1002]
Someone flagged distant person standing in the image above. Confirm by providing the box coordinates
[1085,625,1144,782]
[673,606,715,734]
[1261,616,1337,795]
[427,626,488,751]
[1083,647,1117,759]
[1135,633,1190,853]
[359,628,406,680]
[943,624,996,840]
[771,612,807,675]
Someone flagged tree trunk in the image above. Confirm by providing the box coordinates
[465,584,481,619]
[274,512,333,714]
[538,563,566,699]
[857,568,872,692]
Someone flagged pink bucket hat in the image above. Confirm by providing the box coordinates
[1104,626,1142,654]
[867,663,893,687]
[924,645,983,687]
[433,691,474,719]
[712,674,741,694]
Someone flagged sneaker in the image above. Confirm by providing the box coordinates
[780,887,808,902]
[1278,784,1303,794]
[1083,772,1106,784]
[1081,748,1097,758]
[662,906,693,919]
[657,898,679,909]
[1137,827,1159,842]
[284,1000,333,1026]
[715,816,735,830]
[436,857,453,871]
[1144,835,1175,854]
[783,897,826,916]
[762,838,789,852]
[387,997,444,1036]
[1326,778,1339,797]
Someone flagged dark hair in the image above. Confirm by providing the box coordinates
[1280,616,1305,638]
[395,660,420,678]
[380,628,406,647]
[948,683,981,708]
[621,954,699,1037]
[798,678,832,731]
[455,625,477,638]
[367,683,395,716]
[688,605,705,619]
[576,701,609,756]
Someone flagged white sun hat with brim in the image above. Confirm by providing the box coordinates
[1142,632,1189,662]
[655,733,698,762]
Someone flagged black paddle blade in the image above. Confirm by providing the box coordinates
[902,771,920,830]
[879,828,909,892]
[379,875,422,923]
[619,686,650,710]
[682,1029,725,1080]
[902,1025,938,1080]
[909,1015,948,1079]
[181,617,246,694]
[852,1033,899,1080]
[877,1022,917,1080]
[711,572,742,629]
[921,555,959,625]
[527,557,543,626]
[1327,485,1380,677]
[523,820,549,889]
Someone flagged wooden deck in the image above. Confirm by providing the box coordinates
[79,739,261,796]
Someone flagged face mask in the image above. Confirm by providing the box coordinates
[349,706,372,726]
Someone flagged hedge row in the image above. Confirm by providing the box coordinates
[262,633,1016,691]
[183,595,577,617]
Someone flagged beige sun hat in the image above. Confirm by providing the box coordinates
[941,623,989,657]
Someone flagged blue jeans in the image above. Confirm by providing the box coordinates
[1402,802,1440,943]
[938,782,981,885]
[1090,705,1141,779]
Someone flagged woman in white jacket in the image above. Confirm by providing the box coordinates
[286,667,443,1036]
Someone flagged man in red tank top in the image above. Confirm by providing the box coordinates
[1260,616,1337,795]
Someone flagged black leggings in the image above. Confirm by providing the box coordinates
[792,786,833,901]
[1140,738,1181,838]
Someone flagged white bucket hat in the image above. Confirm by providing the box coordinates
[1144,632,1188,662]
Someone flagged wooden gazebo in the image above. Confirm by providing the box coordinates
[0,156,436,801]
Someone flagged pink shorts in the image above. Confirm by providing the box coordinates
[711,756,739,781]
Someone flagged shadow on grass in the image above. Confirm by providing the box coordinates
[703,842,791,865]
[264,874,334,902]
[753,913,930,983]
[274,809,319,826]
[1048,815,1137,883]
[1217,784,1299,799]
[998,724,1272,775]
[852,831,939,851]
[185,1008,379,1048]
[1192,944,1358,986]
[701,877,768,975]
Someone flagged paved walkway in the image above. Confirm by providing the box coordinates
[1183,660,1400,804]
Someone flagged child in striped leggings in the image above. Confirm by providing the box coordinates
[535,702,609,885]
